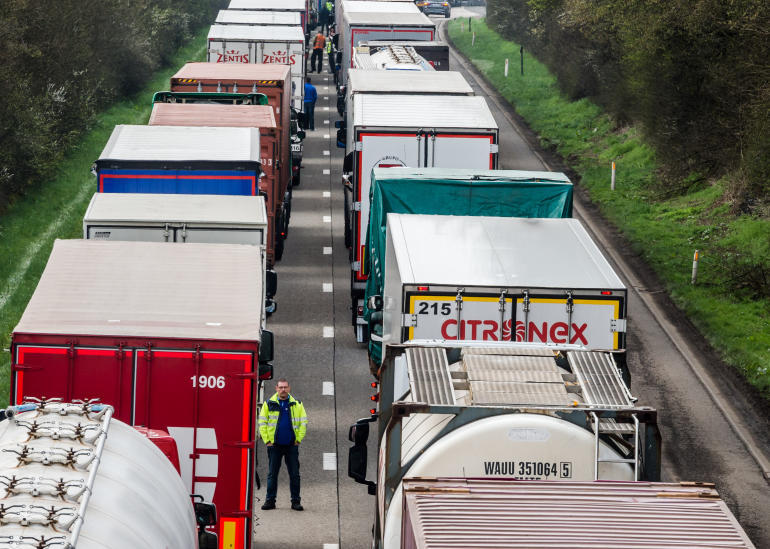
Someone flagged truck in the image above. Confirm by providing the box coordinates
[10,239,274,549]
[339,94,499,342]
[338,0,436,85]
[0,401,218,549]
[82,192,278,314]
[360,40,450,70]
[399,478,757,549]
[148,102,291,262]
[227,0,310,35]
[372,214,628,359]
[353,44,435,72]
[336,68,473,119]
[206,24,306,110]
[364,167,574,365]
[168,62,305,188]
[216,8,302,27]
[347,341,660,548]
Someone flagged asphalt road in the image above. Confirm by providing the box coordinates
[252,7,770,548]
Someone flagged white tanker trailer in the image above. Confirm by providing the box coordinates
[348,342,660,548]
[0,400,215,548]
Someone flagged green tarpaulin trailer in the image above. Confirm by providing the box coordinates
[364,167,574,366]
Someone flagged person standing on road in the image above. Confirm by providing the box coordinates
[327,28,336,77]
[303,76,318,130]
[319,1,330,33]
[259,378,308,511]
[311,30,326,73]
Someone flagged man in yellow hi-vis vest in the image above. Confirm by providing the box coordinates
[259,378,308,511]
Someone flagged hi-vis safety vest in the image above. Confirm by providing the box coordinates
[258,393,308,444]
[314,33,325,50]
[326,39,332,54]
[326,1,334,14]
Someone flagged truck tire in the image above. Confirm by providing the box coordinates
[275,212,286,261]
[275,232,286,261]
[292,171,301,187]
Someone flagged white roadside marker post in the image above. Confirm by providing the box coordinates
[611,161,616,190]
[691,250,700,285]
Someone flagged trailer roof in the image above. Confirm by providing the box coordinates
[14,240,263,341]
[98,125,260,162]
[208,23,305,41]
[344,10,434,26]
[149,103,276,128]
[372,167,571,183]
[353,95,497,129]
[228,0,305,10]
[173,62,290,82]
[342,0,422,13]
[216,9,301,25]
[84,193,268,226]
[387,214,624,289]
[403,479,756,549]
[363,40,447,48]
[347,69,472,94]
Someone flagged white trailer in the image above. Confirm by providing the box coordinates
[228,0,309,32]
[216,9,302,26]
[342,95,498,342]
[379,214,628,352]
[338,0,436,85]
[207,24,305,109]
[353,44,434,71]
[347,342,660,548]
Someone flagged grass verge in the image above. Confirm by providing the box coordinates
[0,29,209,406]
[449,18,770,396]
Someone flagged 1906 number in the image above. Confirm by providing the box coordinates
[191,375,226,389]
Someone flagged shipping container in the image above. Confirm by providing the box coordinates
[364,168,573,364]
[82,192,277,314]
[338,1,436,85]
[94,124,261,196]
[207,24,306,110]
[347,342,660,548]
[228,0,309,33]
[216,9,302,26]
[380,214,627,354]
[169,62,304,187]
[361,40,450,70]
[341,95,498,342]
[11,240,273,549]
[0,401,201,548]
[148,102,290,262]
[401,478,756,549]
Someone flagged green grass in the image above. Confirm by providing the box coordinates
[0,29,209,406]
[450,19,770,395]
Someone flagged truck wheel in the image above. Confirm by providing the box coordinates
[292,171,301,187]
[275,232,285,261]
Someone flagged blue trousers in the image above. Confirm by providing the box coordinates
[266,444,300,502]
[304,101,315,130]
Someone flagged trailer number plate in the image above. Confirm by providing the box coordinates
[482,460,572,479]
[291,143,302,153]
[191,375,226,389]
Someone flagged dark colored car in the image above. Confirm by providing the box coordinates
[417,0,451,18]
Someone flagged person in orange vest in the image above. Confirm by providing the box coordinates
[310,31,326,73]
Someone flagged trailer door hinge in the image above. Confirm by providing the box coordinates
[610,319,627,333]
[402,314,418,328]
[353,201,362,211]
[351,261,361,272]
[354,142,363,151]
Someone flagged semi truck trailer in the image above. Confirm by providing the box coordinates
[216,9,302,26]
[228,0,310,34]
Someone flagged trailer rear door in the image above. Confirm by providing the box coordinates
[13,345,134,423]
[134,349,255,549]
[429,133,497,170]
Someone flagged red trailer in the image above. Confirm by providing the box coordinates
[170,63,302,189]
[10,239,273,549]
[149,102,286,263]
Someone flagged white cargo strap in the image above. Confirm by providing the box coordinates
[610,318,627,333]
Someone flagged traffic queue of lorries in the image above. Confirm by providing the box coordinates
[0,0,756,548]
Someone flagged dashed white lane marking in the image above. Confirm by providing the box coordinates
[323,191,331,197]
[324,96,329,100]
[324,134,330,139]
[323,169,330,175]
[322,381,334,395]
[323,544,339,549]
[323,215,331,223]
[323,453,336,470]
[323,106,330,111]
[322,283,333,292]
[323,150,330,156]
[324,120,329,124]
[323,247,332,255]
[323,326,334,338]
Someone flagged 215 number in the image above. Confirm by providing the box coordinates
[417,302,452,316]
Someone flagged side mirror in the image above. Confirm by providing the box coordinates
[347,417,377,496]
[334,120,343,129]
[266,270,278,298]
[259,362,274,381]
[348,420,370,444]
[369,311,383,340]
[192,497,217,527]
[297,129,306,141]
[367,295,383,311]
[336,128,347,149]
[259,330,274,364]
[343,152,353,173]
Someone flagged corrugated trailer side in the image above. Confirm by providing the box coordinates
[10,240,270,549]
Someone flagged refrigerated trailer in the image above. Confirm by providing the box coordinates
[228,0,310,33]
[338,1,436,84]
[341,95,498,342]
[347,342,660,548]
[82,192,277,314]
[399,479,756,549]
[148,103,290,262]
[207,24,305,110]
[11,239,273,549]
[377,214,627,354]
[364,168,573,364]
[168,63,305,188]
[216,9,302,26]
[94,124,261,196]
